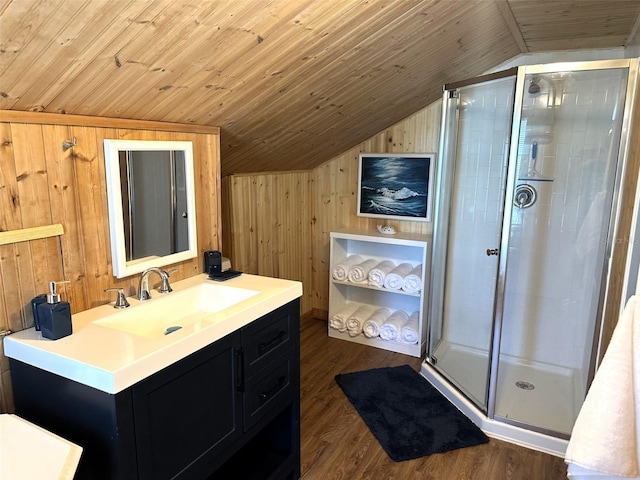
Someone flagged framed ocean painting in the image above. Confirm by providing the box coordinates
[357,153,435,222]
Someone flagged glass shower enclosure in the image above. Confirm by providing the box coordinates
[424,59,637,445]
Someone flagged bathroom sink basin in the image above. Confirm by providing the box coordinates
[93,283,259,339]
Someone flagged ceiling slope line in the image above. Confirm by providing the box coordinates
[496,0,528,53]
[626,11,640,48]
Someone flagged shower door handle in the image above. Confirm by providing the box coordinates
[486,248,499,256]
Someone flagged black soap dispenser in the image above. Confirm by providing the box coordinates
[37,281,73,340]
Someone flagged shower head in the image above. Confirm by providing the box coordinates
[528,78,541,95]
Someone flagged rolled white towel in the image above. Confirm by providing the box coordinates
[399,311,420,344]
[368,260,396,287]
[402,264,423,294]
[363,307,391,338]
[346,305,374,337]
[380,310,409,341]
[383,263,414,290]
[332,255,363,281]
[329,304,359,332]
[347,258,379,284]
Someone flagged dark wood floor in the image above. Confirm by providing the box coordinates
[299,316,568,480]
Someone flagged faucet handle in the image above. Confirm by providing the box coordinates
[159,269,177,294]
[105,288,130,309]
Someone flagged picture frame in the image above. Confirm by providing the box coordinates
[357,153,435,222]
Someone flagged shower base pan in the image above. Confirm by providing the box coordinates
[422,342,576,457]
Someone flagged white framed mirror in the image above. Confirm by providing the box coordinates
[104,139,198,278]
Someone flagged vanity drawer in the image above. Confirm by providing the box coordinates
[242,301,297,377]
[243,356,293,431]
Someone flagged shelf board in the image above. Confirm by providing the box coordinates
[331,280,421,297]
[328,328,422,357]
[330,228,429,246]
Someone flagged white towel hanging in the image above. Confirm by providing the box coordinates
[565,295,640,478]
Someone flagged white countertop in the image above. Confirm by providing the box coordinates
[0,414,82,480]
[3,273,302,394]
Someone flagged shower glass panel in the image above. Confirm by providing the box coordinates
[493,66,629,435]
[429,73,516,411]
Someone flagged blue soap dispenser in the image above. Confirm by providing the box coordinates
[37,281,73,340]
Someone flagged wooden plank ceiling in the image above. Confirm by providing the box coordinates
[1,0,639,176]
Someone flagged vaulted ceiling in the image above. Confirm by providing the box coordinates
[1,0,639,176]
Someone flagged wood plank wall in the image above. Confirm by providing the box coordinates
[0,111,221,413]
[222,171,313,314]
[222,103,442,318]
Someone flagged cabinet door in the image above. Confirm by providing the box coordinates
[132,331,242,480]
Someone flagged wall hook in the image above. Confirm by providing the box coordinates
[62,136,77,151]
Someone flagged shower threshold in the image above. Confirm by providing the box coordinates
[424,341,578,457]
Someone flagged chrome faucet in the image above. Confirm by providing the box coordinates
[138,268,174,301]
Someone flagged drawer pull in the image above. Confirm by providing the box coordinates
[235,349,244,392]
[259,376,287,405]
[258,330,287,355]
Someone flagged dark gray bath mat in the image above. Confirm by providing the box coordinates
[335,364,489,462]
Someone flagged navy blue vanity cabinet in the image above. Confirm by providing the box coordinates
[208,299,301,480]
[9,358,139,479]
[131,331,243,479]
[9,298,300,480]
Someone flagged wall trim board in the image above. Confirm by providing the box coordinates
[227,169,314,178]
[309,308,328,321]
[0,224,64,245]
[0,110,220,135]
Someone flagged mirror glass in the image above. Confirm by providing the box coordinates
[104,139,197,278]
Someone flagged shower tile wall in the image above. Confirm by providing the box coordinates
[502,69,627,376]
[445,69,626,378]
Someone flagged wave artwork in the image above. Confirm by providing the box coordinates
[358,154,434,220]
